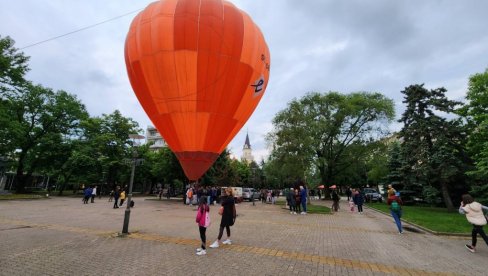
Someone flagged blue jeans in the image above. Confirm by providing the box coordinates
[390,210,403,233]
[302,200,307,212]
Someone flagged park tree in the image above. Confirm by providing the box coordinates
[458,69,488,203]
[202,149,239,186]
[267,92,395,189]
[398,84,466,211]
[385,140,404,187]
[145,146,186,192]
[75,110,141,190]
[0,36,29,91]
[2,83,88,193]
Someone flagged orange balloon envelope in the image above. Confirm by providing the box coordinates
[125,0,270,180]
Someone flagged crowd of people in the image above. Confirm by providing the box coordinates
[78,180,488,255]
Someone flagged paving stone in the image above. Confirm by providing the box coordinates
[0,196,485,275]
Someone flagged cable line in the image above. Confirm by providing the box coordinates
[20,8,142,50]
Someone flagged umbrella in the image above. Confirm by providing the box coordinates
[318,185,325,189]
[329,185,337,189]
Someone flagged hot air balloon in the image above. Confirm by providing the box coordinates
[125,0,270,180]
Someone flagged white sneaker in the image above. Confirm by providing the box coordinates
[196,248,203,252]
[290,211,293,214]
[196,249,206,255]
[209,240,219,248]
[293,212,297,214]
[222,239,232,245]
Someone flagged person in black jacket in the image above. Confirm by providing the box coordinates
[353,189,365,214]
[209,187,236,248]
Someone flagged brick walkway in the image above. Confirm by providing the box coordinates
[0,196,485,275]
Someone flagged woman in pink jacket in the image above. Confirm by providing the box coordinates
[195,196,210,255]
[459,194,488,253]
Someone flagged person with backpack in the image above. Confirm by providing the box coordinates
[195,195,210,255]
[387,192,403,234]
[459,194,488,253]
[209,188,236,249]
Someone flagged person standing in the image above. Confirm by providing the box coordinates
[387,192,403,234]
[210,188,236,248]
[113,186,120,209]
[119,190,126,207]
[83,186,92,204]
[195,196,210,256]
[459,194,488,253]
[346,187,352,201]
[353,189,364,214]
[387,184,396,197]
[300,186,307,214]
[91,185,97,203]
[294,189,302,214]
[331,189,340,212]
[287,188,296,214]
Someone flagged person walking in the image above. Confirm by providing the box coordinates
[387,192,403,233]
[459,194,488,253]
[210,188,236,248]
[195,196,210,255]
[353,189,365,214]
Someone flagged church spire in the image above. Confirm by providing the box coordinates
[243,132,251,149]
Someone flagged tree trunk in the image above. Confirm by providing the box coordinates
[440,179,455,211]
[15,154,26,193]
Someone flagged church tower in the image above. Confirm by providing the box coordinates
[241,132,254,164]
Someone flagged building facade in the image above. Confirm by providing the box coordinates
[146,126,166,151]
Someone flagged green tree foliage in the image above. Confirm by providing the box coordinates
[386,140,404,186]
[0,36,29,90]
[74,111,141,188]
[267,91,395,188]
[398,84,467,210]
[202,149,238,186]
[2,83,88,193]
[459,69,488,203]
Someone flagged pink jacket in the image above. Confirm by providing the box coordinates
[196,205,209,227]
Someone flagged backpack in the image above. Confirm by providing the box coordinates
[204,211,211,228]
[391,201,401,212]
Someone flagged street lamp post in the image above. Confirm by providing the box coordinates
[122,134,144,235]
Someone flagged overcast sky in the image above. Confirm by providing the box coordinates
[2,0,488,162]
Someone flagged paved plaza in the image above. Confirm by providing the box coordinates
[0,196,486,275]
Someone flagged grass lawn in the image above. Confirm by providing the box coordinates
[275,200,331,214]
[367,202,472,234]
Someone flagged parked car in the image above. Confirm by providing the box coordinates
[362,188,383,203]
[397,190,424,205]
[242,188,259,201]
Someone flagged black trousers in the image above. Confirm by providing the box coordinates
[357,204,363,212]
[199,226,206,249]
[472,225,488,247]
[218,225,231,240]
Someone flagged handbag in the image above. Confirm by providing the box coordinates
[218,206,224,215]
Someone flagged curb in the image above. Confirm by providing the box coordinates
[365,205,471,238]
